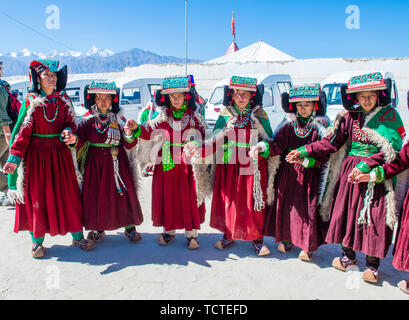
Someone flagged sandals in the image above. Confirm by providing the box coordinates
[186,237,200,250]
[398,280,409,294]
[252,240,270,257]
[32,244,45,259]
[332,254,358,272]
[299,250,313,262]
[73,238,96,251]
[215,236,235,250]
[277,242,294,254]
[87,231,106,243]
[157,233,176,246]
[362,267,379,284]
[124,229,142,243]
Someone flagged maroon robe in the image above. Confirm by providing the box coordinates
[209,121,268,241]
[76,113,143,231]
[380,142,409,271]
[139,108,206,231]
[10,93,83,238]
[304,111,396,258]
[264,119,329,252]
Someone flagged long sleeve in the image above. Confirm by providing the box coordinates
[0,86,12,126]
[382,142,409,180]
[8,119,33,164]
[303,116,349,158]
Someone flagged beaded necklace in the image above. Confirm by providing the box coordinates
[233,104,252,128]
[42,96,59,123]
[291,114,314,139]
[353,114,368,143]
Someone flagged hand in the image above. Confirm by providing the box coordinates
[286,150,301,163]
[249,145,263,160]
[353,173,371,184]
[183,141,199,158]
[124,120,138,136]
[61,130,77,145]
[347,168,363,183]
[3,162,17,175]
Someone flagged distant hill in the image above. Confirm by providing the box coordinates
[0,46,201,76]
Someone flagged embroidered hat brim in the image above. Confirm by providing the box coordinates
[346,72,387,94]
[161,76,191,94]
[288,84,321,103]
[229,76,257,92]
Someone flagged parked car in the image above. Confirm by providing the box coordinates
[120,78,162,121]
[10,81,30,102]
[205,74,292,131]
[321,70,399,122]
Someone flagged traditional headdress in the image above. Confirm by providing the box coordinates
[28,59,67,94]
[84,81,120,113]
[341,72,392,111]
[281,84,327,116]
[223,76,264,107]
[154,76,196,110]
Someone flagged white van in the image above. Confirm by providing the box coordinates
[205,74,292,131]
[10,81,30,102]
[120,78,162,121]
[65,79,107,117]
[321,70,399,122]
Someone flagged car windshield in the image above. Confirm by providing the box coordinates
[209,86,224,105]
[65,87,81,102]
[322,83,344,105]
[121,87,141,105]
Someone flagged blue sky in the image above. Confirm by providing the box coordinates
[1,0,409,61]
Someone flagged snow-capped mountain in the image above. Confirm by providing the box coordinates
[0,46,197,76]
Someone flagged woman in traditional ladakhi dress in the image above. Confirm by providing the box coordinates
[250,84,330,261]
[3,60,94,258]
[286,72,406,283]
[354,140,409,294]
[63,81,144,245]
[186,76,274,256]
[126,76,209,249]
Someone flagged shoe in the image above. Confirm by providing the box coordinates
[397,280,409,294]
[87,231,106,243]
[277,242,294,254]
[32,244,45,259]
[362,267,379,283]
[186,237,200,250]
[215,236,235,250]
[124,229,142,243]
[157,233,175,246]
[299,250,313,262]
[332,255,358,272]
[73,238,95,251]
[252,240,270,257]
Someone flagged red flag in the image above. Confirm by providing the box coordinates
[232,12,235,37]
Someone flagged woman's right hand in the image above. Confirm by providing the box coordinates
[183,141,199,158]
[249,145,263,160]
[286,150,301,163]
[3,162,17,175]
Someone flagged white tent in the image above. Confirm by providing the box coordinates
[207,40,295,64]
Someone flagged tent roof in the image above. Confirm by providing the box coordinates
[208,40,295,64]
[225,41,239,55]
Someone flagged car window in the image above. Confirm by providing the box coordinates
[121,87,141,105]
[263,87,274,107]
[148,84,161,98]
[277,82,291,95]
[322,84,343,105]
[209,87,224,105]
[65,87,81,102]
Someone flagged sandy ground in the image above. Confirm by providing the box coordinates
[0,175,408,300]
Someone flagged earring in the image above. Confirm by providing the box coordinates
[37,82,41,90]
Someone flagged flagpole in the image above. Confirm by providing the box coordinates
[185,0,188,75]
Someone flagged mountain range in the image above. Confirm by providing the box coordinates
[0,46,201,76]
